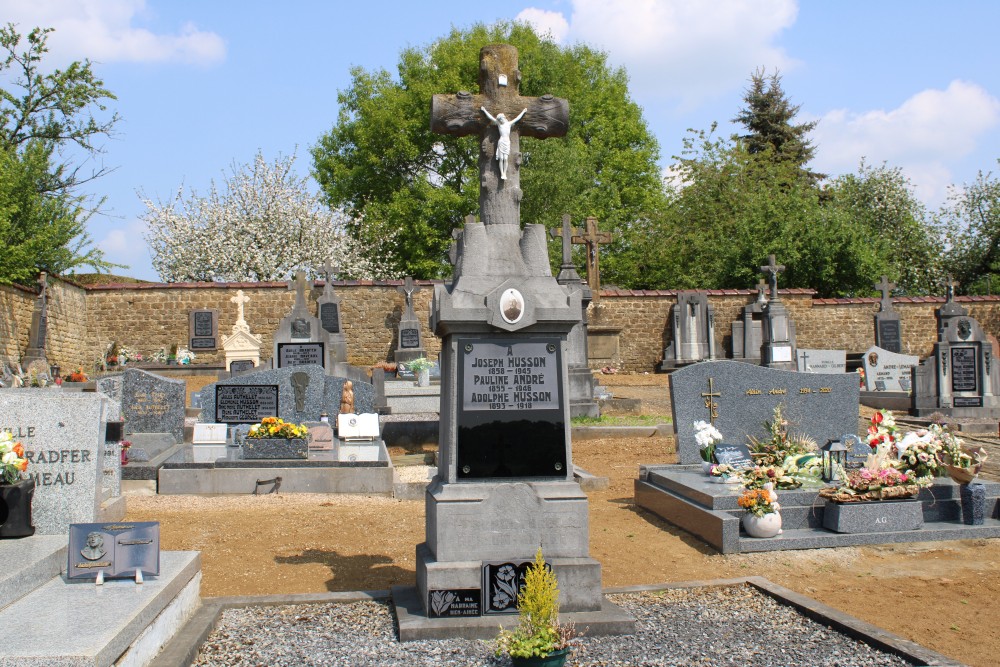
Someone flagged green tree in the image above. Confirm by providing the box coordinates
[733,68,821,183]
[937,163,1000,294]
[0,24,119,283]
[312,22,666,283]
[827,161,941,294]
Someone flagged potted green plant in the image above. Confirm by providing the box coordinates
[494,549,576,667]
[406,357,435,387]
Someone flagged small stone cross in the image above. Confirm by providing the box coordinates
[549,214,579,270]
[798,350,810,370]
[430,44,569,227]
[322,261,340,285]
[289,271,310,310]
[397,276,421,319]
[874,275,896,312]
[230,290,250,326]
[760,254,785,301]
[573,217,613,302]
[944,275,960,302]
[755,278,768,303]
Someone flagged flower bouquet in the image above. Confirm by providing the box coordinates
[819,445,920,502]
[65,367,89,383]
[935,426,987,485]
[738,486,779,517]
[0,431,29,484]
[740,464,801,490]
[694,420,723,466]
[247,417,308,439]
[893,426,945,487]
[747,405,816,467]
[709,463,741,484]
[867,410,900,452]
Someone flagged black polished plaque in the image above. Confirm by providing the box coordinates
[456,338,565,479]
[428,589,482,618]
[482,560,535,615]
[712,443,754,469]
[877,319,902,353]
[954,396,983,408]
[215,384,279,423]
[229,359,256,374]
[320,302,340,334]
[190,337,216,350]
[951,347,979,393]
[399,327,420,349]
[277,342,325,368]
[193,311,214,337]
[68,521,160,580]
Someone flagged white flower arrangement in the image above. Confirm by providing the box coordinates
[693,420,723,449]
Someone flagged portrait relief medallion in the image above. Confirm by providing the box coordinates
[500,288,525,324]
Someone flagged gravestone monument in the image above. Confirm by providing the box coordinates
[759,255,797,369]
[863,345,918,392]
[222,290,263,373]
[670,360,859,464]
[796,349,846,374]
[273,271,331,371]
[417,44,608,622]
[121,369,186,442]
[21,272,48,367]
[317,262,348,363]
[914,286,1000,417]
[873,275,903,353]
[549,214,599,418]
[661,291,716,369]
[188,309,219,352]
[394,276,427,366]
[731,279,768,363]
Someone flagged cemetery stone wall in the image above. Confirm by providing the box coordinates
[44,276,90,370]
[0,283,34,364]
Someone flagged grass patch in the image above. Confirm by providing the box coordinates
[571,414,671,426]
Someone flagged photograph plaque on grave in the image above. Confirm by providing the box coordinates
[215,384,279,423]
[67,521,160,579]
[456,338,565,478]
[277,342,325,368]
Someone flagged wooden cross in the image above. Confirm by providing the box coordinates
[289,270,310,309]
[874,275,895,311]
[701,377,720,423]
[230,290,250,325]
[573,217,612,301]
[759,254,785,301]
[430,44,569,227]
[397,276,421,318]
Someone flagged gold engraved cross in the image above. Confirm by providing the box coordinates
[701,377,721,423]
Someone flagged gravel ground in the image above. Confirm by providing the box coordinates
[192,585,914,667]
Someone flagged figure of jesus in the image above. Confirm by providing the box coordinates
[481,106,527,180]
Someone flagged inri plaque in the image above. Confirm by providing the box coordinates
[456,338,565,478]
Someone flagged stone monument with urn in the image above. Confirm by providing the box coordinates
[398,44,628,637]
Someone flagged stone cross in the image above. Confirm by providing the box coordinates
[397,276,421,319]
[430,44,569,227]
[944,275,959,302]
[31,271,48,350]
[874,275,896,312]
[289,271,310,310]
[755,278,768,303]
[573,217,613,302]
[321,261,340,296]
[760,254,785,301]
[549,214,580,271]
[230,290,250,327]
[798,349,810,370]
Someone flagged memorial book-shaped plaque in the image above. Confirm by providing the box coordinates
[712,443,754,469]
[215,384,279,423]
[456,337,565,479]
[482,559,536,615]
[68,521,160,579]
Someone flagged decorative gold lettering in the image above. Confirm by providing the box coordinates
[819,387,832,393]
[768,388,787,395]
[745,389,761,396]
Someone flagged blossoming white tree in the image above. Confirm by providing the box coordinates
[142,151,396,282]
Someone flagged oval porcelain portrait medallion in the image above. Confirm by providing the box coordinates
[500,288,525,324]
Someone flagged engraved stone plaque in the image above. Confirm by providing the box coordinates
[428,589,482,618]
[461,340,559,411]
[190,337,216,350]
[399,328,420,349]
[320,302,340,334]
[215,384,279,423]
[877,319,902,353]
[951,347,979,393]
[229,359,256,374]
[189,309,218,351]
[482,560,535,614]
[277,342,325,368]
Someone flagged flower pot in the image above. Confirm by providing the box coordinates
[120,448,129,465]
[701,461,713,474]
[512,648,569,667]
[242,437,308,460]
[0,478,36,539]
[416,368,430,387]
[742,511,782,538]
[960,482,986,525]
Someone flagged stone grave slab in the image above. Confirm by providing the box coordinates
[121,368,186,442]
[796,349,846,374]
[863,346,918,392]
[670,360,860,465]
[0,391,106,534]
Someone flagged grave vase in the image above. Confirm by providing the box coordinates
[960,482,986,525]
[416,368,430,387]
[512,648,569,667]
[0,478,36,539]
[742,511,782,538]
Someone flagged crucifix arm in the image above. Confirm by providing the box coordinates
[511,108,527,124]
[480,106,497,124]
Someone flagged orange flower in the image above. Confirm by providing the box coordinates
[18,459,27,471]
[13,443,23,456]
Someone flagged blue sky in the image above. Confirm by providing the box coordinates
[5,1,999,281]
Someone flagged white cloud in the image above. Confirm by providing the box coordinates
[811,80,1000,204]
[4,0,225,65]
[518,0,799,107]
[515,8,569,43]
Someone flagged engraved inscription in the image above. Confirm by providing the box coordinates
[462,342,558,411]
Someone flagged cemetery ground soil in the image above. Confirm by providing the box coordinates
[126,374,1000,667]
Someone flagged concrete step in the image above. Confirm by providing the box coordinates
[0,549,202,667]
[0,535,65,610]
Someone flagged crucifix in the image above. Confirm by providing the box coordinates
[397,276,421,319]
[230,290,251,327]
[573,217,613,302]
[760,254,785,302]
[943,275,960,302]
[322,261,340,285]
[430,44,568,227]
[701,377,721,423]
[874,275,896,311]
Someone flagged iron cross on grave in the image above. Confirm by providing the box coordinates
[760,254,785,302]
[430,44,569,227]
[701,377,720,423]
[397,277,421,319]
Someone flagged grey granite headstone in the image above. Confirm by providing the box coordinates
[95,375,123,422]
[670,360,860,464]
[121,368,186,442]
[863,346,918,392]
[796,349,846,374]
[0,391,106,534]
